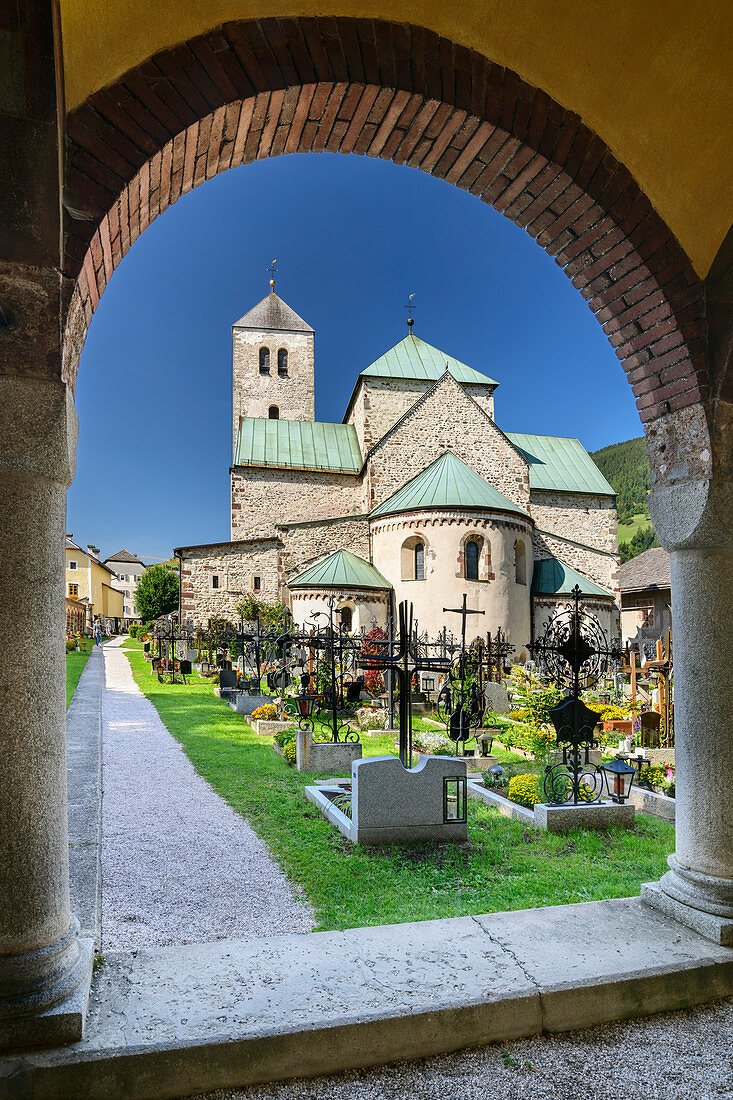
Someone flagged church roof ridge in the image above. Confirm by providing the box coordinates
[359,332,498,386]
[288,549,391,590]
[232,291,314,333]
[370,450,530,520]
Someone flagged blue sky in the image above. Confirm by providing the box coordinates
[69,152,641,562]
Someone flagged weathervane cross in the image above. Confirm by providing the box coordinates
[267,259,278,289]
[404,292,416,331]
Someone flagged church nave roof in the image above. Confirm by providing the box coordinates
[358,333,498,387]
[369,451,530,520]
[234,417,362,474]
[506,433,615,496]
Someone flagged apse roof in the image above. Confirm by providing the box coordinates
[370,451,530,520]
[531,557,613,598]
[232,292,314,333]
[506,433,615,495]
[234,417,362,473]
[359,333,498,387]
[288,549,391,590]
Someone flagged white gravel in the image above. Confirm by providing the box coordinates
[195,998,733,1100]
[100,638,313,950]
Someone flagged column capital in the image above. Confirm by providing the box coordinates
[649,476,733,552]
[0,376,77,487]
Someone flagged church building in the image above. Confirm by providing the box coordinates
[176,286,619,654]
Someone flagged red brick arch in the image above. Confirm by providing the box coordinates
[62,16,706,424]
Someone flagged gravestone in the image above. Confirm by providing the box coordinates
[484,682,510,714]
[295,730,362,773]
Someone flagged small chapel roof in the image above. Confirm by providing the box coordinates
[232,291,314,333]
[104,549,144,565]
[506,433,615,495]
[370,451,530,520]
[234,417,362,473]
[359,333,498,387]
[531,557,614,599]
[288,550,391,590]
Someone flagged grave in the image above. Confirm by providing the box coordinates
[296,729,362,773]
[306,754,468,844]
[467,780,635,833]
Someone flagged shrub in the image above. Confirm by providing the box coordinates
[506,708,531,721]
[274,728,297,747]
[282,740,297,765]
[252,703,278,722]
[507,773,542,808]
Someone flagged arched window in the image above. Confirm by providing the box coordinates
[401,536,427,580]
[414,541,425,580]
[268,405,279,419]
[259,347,270,373]
[277,348,288,376]
[339,606,352,632]
[465,539,480,580]
[515,539,527,585]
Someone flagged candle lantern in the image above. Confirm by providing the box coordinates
[601,758,636,804]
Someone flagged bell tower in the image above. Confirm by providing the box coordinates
[231,283,315,457]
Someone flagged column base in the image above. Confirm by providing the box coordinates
[0,918,94,1050]
[641,882,733,946]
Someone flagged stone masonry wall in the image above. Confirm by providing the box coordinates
[232,326,314,453]
[277,515,371,585]
[231,467,364,540]
[529,489,619,594]
[365,373,530,512]
[348,376,495,456]
[180,539,280,626]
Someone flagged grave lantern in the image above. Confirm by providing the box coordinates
[297,694,318,719]
[200,660,210,676]
[601,758,636,804]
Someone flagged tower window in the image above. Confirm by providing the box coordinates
[259,347,270,374]
[277,348,288,376]
[515,540,527,585]
[268,405,279,419]
[465,539,480,581]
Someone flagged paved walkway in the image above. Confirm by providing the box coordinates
[100,638,313,950]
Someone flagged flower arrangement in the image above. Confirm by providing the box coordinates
[252,702,278,721]
[282,740,297,765]
[507,773,542,808]
[413,730,454,755]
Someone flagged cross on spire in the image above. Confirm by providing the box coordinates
[267,259,278,291]
[404,292,416,331]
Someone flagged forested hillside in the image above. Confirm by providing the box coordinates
[590,437,659,562]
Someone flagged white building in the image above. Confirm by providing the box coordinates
[104,549,146,625]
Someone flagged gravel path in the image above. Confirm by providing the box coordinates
[195,998,733,1100]
[100,638,313,950]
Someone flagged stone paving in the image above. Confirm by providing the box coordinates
[100,638,313,949]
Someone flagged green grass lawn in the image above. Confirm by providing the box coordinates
[120,640,674,931]
[618,511,653,542]
[66,638,94,708]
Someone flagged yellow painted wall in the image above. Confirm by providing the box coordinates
[59,0,732,277]
[65,548,122,618]
[102,584,124,618]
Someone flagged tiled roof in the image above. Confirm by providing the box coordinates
[234,417,362,473]
[104,549,144,565]
[531,557,613,598]
[288,550,391,590]
[232,292,313,332]
[360,333,498,386]
[506,433,615,495]
[619,547,670,592]
[370,451,530,519]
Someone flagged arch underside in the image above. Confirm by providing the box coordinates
[63,16,707,427]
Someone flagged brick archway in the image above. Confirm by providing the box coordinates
[63,16,706,428]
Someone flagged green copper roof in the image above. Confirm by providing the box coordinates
[360,333,498,386]
[370,451,529,520]
[289,550,391,590]
[234,417,362,473]
[506,433,615,495]
[531,557,613,599]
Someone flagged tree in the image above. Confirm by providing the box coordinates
[135,564,179,622]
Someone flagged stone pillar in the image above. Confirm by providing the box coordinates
[0,376,93,1046]
[642,477,733,945]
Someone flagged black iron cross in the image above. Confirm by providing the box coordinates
[443,593,485,655]
[360,600,449,766]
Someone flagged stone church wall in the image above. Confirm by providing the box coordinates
[529,490,619,594]
[347,376,496,456]
[277,515,371,584]
[180,539,281,626]
[365,374,530,512]
[231,467,364,540]
[232,326,314,451]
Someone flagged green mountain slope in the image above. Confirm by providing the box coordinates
[589,437,659,562]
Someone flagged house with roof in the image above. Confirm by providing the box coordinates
[104,549,146,626]
[65,536,124,632]
[619,546,671,649]
[177,288,619,650]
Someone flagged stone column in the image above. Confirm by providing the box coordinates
[642,477,733,945]
[0,376,93,1046]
